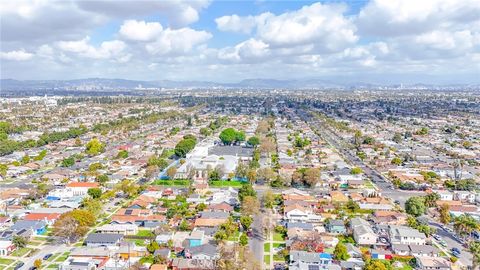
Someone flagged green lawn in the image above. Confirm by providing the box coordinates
[273,233,284,242]
[0,258,15,265]
[264,243,271,252]
[54,252,70,262]
[29,240,43,246]
[136,230,155,237]
[47,253,60,261]
[264,255,271,265]
[126,238,147,246]
[46,264,59,269]
[273,243,285,248]
[11,247,32,257]
[154,179,190,186]
[209,180,244,187]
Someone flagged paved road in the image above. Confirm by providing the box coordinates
[21,244,70,270]
[428,220,473,268]
[249,213,265,267]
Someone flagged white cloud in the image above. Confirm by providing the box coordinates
[215,14,271,34]
[76,0,210,27]
[0,49,34,61]
[218,39,269,62]
[216,3,357,54]
[357,0,480,37]
[57,36,129,61]
[119,20,163,41]
[145,28,212,55]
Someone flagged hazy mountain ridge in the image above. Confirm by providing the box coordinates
[1,78,479,91]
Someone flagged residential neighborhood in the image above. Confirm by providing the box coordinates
[0,90,479,270]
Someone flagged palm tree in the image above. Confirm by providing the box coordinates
[453,214,479,238]
[469,241,480,270]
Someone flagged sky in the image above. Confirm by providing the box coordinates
[1,0,480,83]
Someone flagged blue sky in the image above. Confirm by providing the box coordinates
[1,0,479,83]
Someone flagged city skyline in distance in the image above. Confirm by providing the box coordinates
[1,0,480,83]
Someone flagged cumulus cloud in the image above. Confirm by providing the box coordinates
[357,0,480,37]
[76,0,210,27]
[145,28,212,55]
[57,37,129,61]
[119,20,164,41]
[218,39,270,62]
[216,13,271,34]
[216,2,357,57]
[0,49,34,61]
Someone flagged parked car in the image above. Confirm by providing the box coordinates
[433,234,442,241]
[439,240,447,247]
[43,253,53,260]
[14,262,24,270]
[451,247,461,257]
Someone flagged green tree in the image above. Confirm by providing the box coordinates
[235,130,246,142]
[117,150,129,159]
[219,128,237,145]
[346,199,360,212]
[238,184,256,202]
[364,260,389,270]
[469,241,480,270]
[82,198,103,218]
[333,242,350,261]
[424,193,440,208]
[88,162,103,171]
[174,138,196,158]
[196,203,207,211]
[147,241,160,253]
[350,167,363,175]
[21,154,30,164]
[61,157,75,167]
[391,157,403,166]
[87,188,102,199]
[96,174,109,184]
[405,196,426,217]
[392,132,403,143]
[247,136,260,147]
[0,163,7,177]
[200,127,211,136]
[453,214,479,237]
[85,138,105,155]
[239,233,248,246]
[439,204,451,224]
[12,235,27,248]
[240,216,253,231]
[179,220,190,231]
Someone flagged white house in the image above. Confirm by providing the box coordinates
[436,190,453,201]
[0,240,15,256]
[350,218,378,245]
[389,225,426,245]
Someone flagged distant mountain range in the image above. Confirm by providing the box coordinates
[1,78,479,91]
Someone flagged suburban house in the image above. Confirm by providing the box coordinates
[0,240,15,256]
[66,182,99,196]
[24,213,61,226]
[289,251,336,270]
[350,218,377,245]
[389,225,426,245]
[10,220,47,236]
[284,204,322,223]
[326,219,346,234]
[84,233,124,247]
